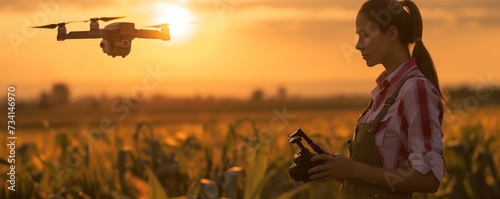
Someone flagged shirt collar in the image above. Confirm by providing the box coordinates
[375,58,418,89]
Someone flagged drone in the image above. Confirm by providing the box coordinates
[32,16,174,58]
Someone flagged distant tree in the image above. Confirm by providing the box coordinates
[493,88,500,104]
[100,93,108,103]
[150,94,166,103]
[251,89,264,101]
[38,91,51,108]
[455,86,473,99]
[89,96,100,108]
[277,86,287,100]
[51,83,70,105]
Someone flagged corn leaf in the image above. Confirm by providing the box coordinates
[145,166,170,199]
[244,139,270,199]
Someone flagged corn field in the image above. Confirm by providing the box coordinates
[1,106,499,199]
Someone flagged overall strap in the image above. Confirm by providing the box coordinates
[357,99,373,121]
[370,74,423,125]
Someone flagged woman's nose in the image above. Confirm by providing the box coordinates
[355,39,365,51]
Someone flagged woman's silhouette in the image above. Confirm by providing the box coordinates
[308,0,447,198]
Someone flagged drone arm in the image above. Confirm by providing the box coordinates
[63,30,103,40]
[135,29,170,41]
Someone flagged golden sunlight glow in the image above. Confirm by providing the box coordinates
[150,1,197,42]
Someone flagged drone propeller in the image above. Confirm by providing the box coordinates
[85,16,126,22]
[146,22,199,28]
[31,20,85,29]
[146,23,170,28]
[32,16,126,28]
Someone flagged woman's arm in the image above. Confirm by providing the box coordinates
[308,154,440,193]
[350,157,440,192]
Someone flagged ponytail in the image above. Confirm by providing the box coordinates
[402,0,448,104]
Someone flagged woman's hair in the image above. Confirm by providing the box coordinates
[358,0,447,103]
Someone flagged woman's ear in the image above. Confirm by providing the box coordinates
[388,26,399,42]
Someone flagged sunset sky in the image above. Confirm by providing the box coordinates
[1,0,499,101]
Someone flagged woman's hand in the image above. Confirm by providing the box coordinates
[307,154,356,182]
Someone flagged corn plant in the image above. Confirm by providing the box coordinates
[2,107,499,198]
[118,121,191,198]
[437,122,500,199]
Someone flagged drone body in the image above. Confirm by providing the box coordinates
[34,17,171,58]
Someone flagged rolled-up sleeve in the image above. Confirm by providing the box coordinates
[400,77,444,183]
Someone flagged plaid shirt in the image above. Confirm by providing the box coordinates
[359,58,444,182]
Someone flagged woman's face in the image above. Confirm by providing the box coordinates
[355,13,392,67]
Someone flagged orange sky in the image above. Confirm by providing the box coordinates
[1,0,499,100]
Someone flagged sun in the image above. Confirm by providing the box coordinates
[150,2,197,42]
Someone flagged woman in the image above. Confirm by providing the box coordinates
[308,0,446,198]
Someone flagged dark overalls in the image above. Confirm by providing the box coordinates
[342,75,421,199]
